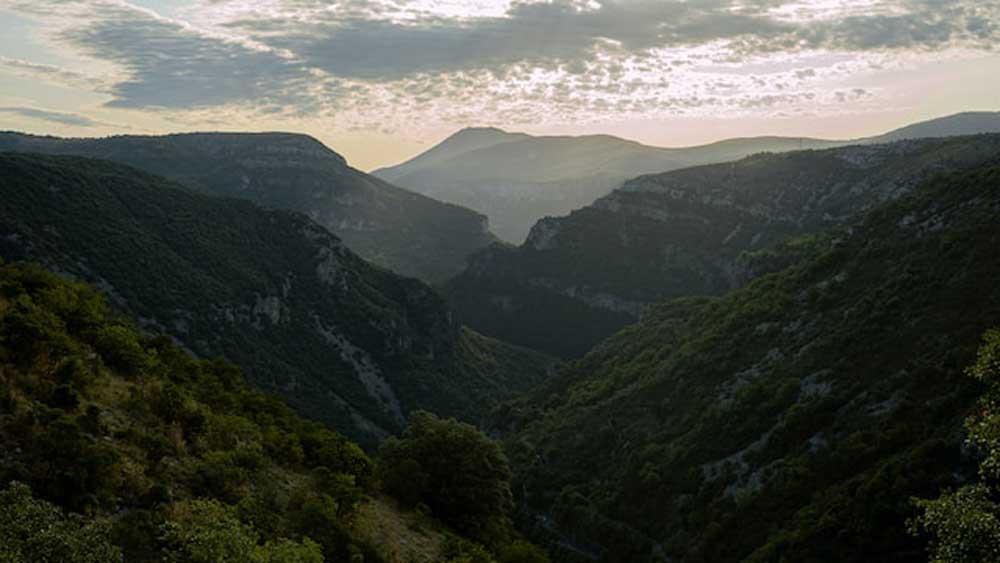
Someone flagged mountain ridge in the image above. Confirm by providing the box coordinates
[374,111,1000,243]
[0,131,497,283]
[447,134,1000,358]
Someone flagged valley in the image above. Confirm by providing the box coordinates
[2,88,999,563]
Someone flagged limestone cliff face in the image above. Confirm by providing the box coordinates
[0,131,496,283]
[447,135,1000,358]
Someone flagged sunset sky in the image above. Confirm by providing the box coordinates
[1,0,998,171]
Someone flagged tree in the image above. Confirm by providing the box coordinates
[160,498,328,563]
[910,329,1000,562]
[0,481,122,562]
[380,411,514,542]
[497,540,552,563]
[252,538,325,563]
[159,499,258,563]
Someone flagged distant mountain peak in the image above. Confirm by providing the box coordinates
[452,125,514,136]
[373,126,530,181]
[871,110,1000,143]
[440,126,530,146]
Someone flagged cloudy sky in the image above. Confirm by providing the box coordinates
[1,0,998,170]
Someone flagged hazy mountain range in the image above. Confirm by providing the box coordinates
[375,111,1000,243]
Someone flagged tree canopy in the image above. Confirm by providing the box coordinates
[911,329,1000,562]
[380,411,515,543]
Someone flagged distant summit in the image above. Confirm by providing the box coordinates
[867,111,1000,143]
[373,111,1000,243]
[375,127,530,183]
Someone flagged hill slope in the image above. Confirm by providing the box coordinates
[447,135,1000,358]
[0,261,542,563]
[375,111,1000,243]
[0,153,554,445]
[500,159,1000,562]
[0,131,496,282]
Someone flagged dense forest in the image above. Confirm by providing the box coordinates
[499,159,1000,561]
[0,260,549,562]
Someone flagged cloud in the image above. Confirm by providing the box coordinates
[4,0,997,130]
[220,1,793,81]
[0,56,109,91]
[212,0,999,81]
[58,3,319,111]
[0,106,122,127]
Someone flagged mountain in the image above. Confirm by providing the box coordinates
[0,131,496,283]
[498,159,1000,562]
[0,261,546,563]
[446,134,1000,358]
[867,111,1000,143]
[375,127,532,180]
[0,153,555,446]
[373,131,839,244]
[373,111,1000,243]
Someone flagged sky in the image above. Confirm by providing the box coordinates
[0,0,998,171]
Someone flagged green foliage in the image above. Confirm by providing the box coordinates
[910,485,1000,563]
[910,329,1000,562]
[0,262,379,561]
[381,411,514,543]
[968,329,1000,386]
[160,499,258,563]
[501,161,1000,561]
[0,152,554,445]
[0,481,122,562]
[90,325,153,375]
[496,540,551,563]
[253,538,325,563]
[441,535,497,563]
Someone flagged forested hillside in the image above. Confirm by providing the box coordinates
[0,261,549,562]
[0,153,554,445]
[0,132,496,282]
[498,159,1000,561]
[449,135,1000,358]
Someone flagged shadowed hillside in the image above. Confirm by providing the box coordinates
[0,153,555,445]
[0,131,497,283]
